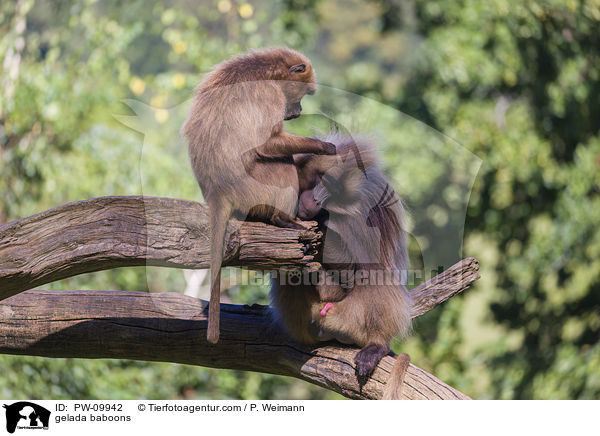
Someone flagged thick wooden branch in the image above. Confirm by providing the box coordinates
[0,196,320,300]
[0,258,479,400]
[0,196,480,399]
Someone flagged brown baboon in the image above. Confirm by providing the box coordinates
[271,134,412,386]
[182,47,335,343]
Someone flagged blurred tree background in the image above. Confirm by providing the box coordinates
[1,0,599,399]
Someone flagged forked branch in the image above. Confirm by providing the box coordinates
[0,196,480,399]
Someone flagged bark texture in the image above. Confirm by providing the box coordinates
[0,196,320,300]
[0,196,481,399]
[0,258,479,400]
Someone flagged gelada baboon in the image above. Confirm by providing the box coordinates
[271,133,412,385]
[182,47,335,343]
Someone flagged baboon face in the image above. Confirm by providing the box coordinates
[284,101,303,120]
[298,188,322,219]
[281,71,316,121]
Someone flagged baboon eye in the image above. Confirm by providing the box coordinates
[289,63,306,75]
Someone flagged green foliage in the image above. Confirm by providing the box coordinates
[396,0,600,399]
[1,0,598,399]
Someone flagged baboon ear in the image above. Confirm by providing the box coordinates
[289,63,306,75]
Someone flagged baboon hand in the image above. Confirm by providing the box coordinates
[272,214,311,230]
[318,141,337,155]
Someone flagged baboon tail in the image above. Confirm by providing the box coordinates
[207,203,232,344]
[382,353,411,400]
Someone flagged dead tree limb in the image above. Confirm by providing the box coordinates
[0,196,480,399]
[0,258,479,400]
[0,196,320,300]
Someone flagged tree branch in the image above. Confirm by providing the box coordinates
[0,196,480,399]
[0,257,479,400]
[0,196,320,300]
[411,256,481,317]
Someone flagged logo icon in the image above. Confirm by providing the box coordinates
[3,402,50,433]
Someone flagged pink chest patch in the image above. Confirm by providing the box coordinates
[320,302,334,317]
